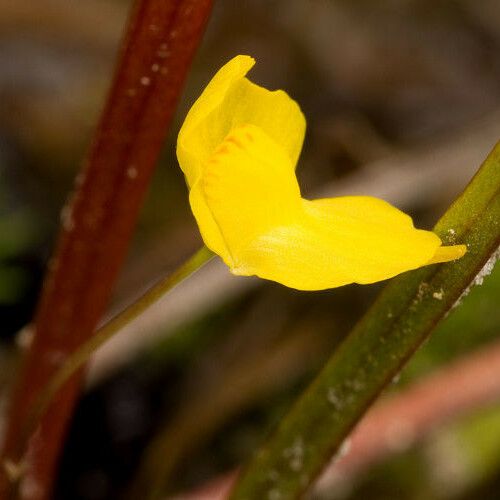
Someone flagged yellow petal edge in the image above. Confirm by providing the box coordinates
[177,55,466,291]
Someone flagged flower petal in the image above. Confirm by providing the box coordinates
[178,56,466,291]
[199,124,301,266]
[188,181,231,264]
[177,55,305,186]
[235,197,464,290]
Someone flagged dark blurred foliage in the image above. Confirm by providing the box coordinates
[0,1,499,499]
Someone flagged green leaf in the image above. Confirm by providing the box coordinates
[229,141,500,499]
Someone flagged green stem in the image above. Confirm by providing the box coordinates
[23,246,213,448]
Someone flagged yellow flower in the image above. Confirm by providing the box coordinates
[177,55,466,290]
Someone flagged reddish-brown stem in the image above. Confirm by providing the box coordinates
[176,337,500,499]
[0,1,213,498]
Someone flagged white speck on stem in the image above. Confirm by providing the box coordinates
[157,44,170,58]
[60,203,75,231]
[327,387,343,410]
[151,63,159,72]
[330,438,352,466]
[346,378,364,392]
[75,170,86,187]
[472,248,499,286]
[127,166,138,179]
[140,76,151,86]
[16,325,34,350]
[413,281,429,305]
[338,438,351,459]
[452,246,499,309]
[433,289,444,300]
[283,437,304,472]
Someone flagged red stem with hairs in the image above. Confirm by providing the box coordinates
[0,1,213,498]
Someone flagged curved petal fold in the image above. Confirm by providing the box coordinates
[177,55,306,186]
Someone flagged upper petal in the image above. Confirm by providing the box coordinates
[177,55,306,187]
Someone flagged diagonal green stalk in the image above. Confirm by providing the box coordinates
[21,246,213,450]
[230,141,500,499]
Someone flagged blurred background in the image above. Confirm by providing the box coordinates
[0,0,499,498]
